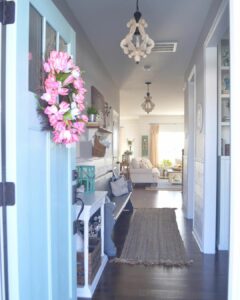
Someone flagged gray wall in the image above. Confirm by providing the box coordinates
[53,0,119,112]
[184,0,226,252]
[53,0,120,170]
[120,116,184,160]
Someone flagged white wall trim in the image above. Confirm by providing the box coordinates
[188,65,196,82]
[67,148,74,299]
[185,65,196,220]
[204,0,229,47]
[46,134,53,300]
[192,229,203,253]
[228,0,240,299]
[203,46,218,254]
[6,5,20,299]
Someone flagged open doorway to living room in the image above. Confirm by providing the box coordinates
[157,126,184,190]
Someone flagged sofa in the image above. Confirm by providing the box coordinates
[129,158,160,184]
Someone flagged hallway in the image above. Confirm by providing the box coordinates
[90,190,228,300]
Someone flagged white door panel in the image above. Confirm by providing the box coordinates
[6,1,76,299]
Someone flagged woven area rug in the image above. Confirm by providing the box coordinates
[113,208,192,267]
[145,179,182,191]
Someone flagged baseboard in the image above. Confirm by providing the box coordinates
[192,229,203,252]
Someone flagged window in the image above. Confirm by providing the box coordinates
[28,5,42,93]
[158,131,184,164]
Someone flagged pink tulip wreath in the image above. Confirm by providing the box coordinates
[39,51,88,145]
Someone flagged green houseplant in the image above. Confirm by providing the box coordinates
[87,106,98,122]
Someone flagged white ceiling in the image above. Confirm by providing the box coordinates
[66,0,214,118]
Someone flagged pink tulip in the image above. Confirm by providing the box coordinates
[45,75,59,89]
[73,78,84,90]
[69,132,79,143]
[41,50,88,145]
[63,74,74,86]
[52,131,62,144]
[72,67,80,79]
[81,115,88,123]
[44,105,58,115]
[59,101,70,114]
[73,121,85,134]
[43,62,51,73]
[54,121,66,132]
[58,87,69,96]
[48,115,59,127]
[41,92,52,103]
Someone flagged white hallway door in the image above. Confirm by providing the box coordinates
[5,0,76,299]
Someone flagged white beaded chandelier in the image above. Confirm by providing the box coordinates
[120,0,155,64]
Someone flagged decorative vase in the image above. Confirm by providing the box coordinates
[88,114,96,122]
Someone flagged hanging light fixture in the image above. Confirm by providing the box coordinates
[120,0,155,64]
[141,82,155,114]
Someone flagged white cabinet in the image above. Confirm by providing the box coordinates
[217,156,230,250]
[217,39,230,250]
[76,191,108,298]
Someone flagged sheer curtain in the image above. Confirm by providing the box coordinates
[150,124,160,166]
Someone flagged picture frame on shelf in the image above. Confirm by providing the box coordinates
[221,41,230,67]
[222,74,230,95]
[91,86,105,127]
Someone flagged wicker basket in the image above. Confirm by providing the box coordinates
[77,238,101,286]
[92,136,106,157]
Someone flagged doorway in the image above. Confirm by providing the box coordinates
[204,0,229,253]
[184,66,196,220]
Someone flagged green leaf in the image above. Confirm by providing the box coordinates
[63,110,72,121]
[56,72,70,82]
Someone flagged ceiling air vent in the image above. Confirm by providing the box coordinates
[152,42,177,53]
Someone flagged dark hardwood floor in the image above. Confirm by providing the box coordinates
[86,189,229,300]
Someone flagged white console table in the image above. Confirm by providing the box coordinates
[76,191,108,298]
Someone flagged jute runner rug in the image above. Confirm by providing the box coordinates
[113,208,192,267]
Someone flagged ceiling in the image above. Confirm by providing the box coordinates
[66,0,214,118]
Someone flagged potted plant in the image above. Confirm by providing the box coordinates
[159,159,172,177]
[87,106,98,122]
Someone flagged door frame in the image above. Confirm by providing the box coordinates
[203,0,228,254]
[0,12,11,300]
[185,65,196,220]
[228,0,240,299]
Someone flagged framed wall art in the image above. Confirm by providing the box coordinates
[142,135,148,157]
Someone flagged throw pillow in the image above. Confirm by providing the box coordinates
[131,158,140,169]
[145,158,153,168]
[140,159,149,169]
[110,176,129,197]
[127,180,133,192]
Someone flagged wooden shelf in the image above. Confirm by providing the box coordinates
[97,127,112,134]
[86,122,100,129]
[86,123,112,134]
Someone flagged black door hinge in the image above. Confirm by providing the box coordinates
[0,182,15,206]
[0,1,15,25]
